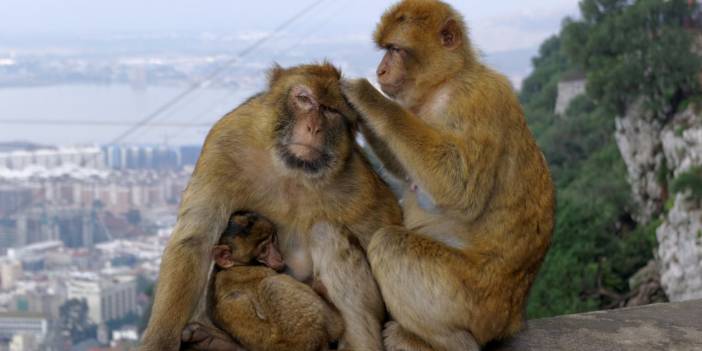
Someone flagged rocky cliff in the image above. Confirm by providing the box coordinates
[615,103,702,302]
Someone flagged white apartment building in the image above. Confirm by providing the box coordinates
[0,146,105,170]
[0,260,22,290]
[9,333,37,351]
[67,274,137,324]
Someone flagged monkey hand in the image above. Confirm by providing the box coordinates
[181,323,248,351]
[341,78,402,135]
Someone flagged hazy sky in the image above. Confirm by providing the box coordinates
[0,0,583,146]
[0,0,580,53]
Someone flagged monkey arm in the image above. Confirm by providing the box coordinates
[343,79,500,219]
[309,223,385,351]
[142,178,239,350]
[360,122,409,180]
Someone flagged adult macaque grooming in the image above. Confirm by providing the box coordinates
[342,1,555,350]
[212,211,344,351]
[141,63,401,351]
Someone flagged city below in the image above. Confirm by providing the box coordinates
[0,141,202,350]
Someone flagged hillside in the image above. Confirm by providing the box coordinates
[522,0,701,318]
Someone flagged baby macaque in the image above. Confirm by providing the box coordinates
[211,211,344,351]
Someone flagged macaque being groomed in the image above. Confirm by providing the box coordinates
[211,211,343,351]
[341,1,556,350]
[141,63,402,351]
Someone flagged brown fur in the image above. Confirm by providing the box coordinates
[212,212,343,351]
[141,63,402,351]
[342,1,555,350]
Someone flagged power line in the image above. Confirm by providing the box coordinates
[122,0,349,141]
[107,0,327,145]
[0,119,213,127]
[154,0,352,144]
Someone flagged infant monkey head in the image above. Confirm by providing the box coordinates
[213,211,285,272]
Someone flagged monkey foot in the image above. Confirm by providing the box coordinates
[181,323,247,351]
[383,321,434,351]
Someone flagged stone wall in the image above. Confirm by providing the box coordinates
[554,79,586,115]
[490,300,702,351]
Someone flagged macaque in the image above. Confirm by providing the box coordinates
[211,211,343,351]
[141,63,402,351]
[341,1,556,350]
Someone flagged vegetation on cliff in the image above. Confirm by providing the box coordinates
[524,0,700,318]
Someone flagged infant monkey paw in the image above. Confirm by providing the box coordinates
[181,323,245,351]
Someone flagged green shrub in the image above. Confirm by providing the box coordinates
[671,167,702,201]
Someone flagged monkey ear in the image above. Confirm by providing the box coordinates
[267,63,286,87]
[440,19,462,50]
[213,245,235,269]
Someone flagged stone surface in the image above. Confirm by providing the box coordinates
[615,102,702,300]
[489,300,702,351]
[657,196,702,302]
[657,106,702,302]
[614,100,663,223]
[660,107,702,178]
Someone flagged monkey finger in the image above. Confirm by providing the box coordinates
[340,78,366,104]
[341,78,380,122]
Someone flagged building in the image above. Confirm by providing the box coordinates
[0,187,32,217]
[0,312,48,345]
[21,288,66,321]
[9,334,37,351]
[0,207,109,251]
[555,76,587,116]
[0,260,22,290]
[0,146,105,170]
[67,275,137,324]
[102,145,182,171]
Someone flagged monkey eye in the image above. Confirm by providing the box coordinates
[297,95,314,105]
[388,45,403,54]
[321,106,341,118]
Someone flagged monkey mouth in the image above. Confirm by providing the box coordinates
[286,143,325,161]
[379,82,402,98]
[277,143,333,175]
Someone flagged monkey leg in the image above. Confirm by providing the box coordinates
[309,223,385,351]
[367,225,480,351]
[382,321,433,351]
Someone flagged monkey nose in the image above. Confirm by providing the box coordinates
[306,123,321,135]
[377,67,387,77]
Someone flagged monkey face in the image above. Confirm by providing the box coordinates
[373,1,466,102]
[274,81,355,177]
[377,45,411,98]
[214,211,285,271]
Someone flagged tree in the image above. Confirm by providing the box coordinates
[562,0,701,118]
[58,298,97,344]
